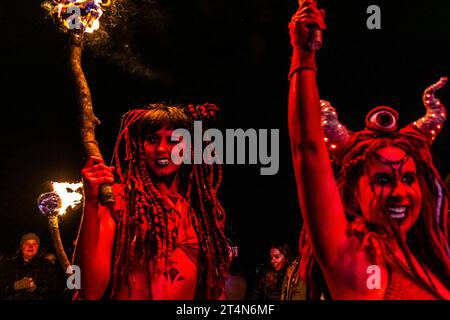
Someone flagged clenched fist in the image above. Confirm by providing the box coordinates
[81,156,115,206]
[289,0,326,50]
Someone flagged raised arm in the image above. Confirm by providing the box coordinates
[288,1,347,268]
[74,156,116,299]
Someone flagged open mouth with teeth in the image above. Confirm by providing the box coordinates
[387,206,408,221]
[155,158,170,167]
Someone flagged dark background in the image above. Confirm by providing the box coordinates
[0,0,449,277]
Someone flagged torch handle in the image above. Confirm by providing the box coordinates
[298,0,323,51]
[48,216,73,275]
[70,34,115,205]
[308,28,322,51]
[99,184,115,204]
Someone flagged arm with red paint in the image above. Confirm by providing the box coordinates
[75,156,116,299]
[288,1,348,270]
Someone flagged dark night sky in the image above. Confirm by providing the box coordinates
[0,0,449,272]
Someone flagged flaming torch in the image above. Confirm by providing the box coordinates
[37,182,83,275]
[42,0,114,204]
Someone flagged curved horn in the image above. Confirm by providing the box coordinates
[409,77,447,143]
[320,100,353,152]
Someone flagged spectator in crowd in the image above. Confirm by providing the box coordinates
[0,233,57,300]
[251,242,292,300]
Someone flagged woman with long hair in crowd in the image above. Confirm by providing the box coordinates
[251,242,292,300]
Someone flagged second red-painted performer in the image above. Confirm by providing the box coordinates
[288,0,450,299]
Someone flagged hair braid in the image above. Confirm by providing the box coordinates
[110,105,230,298]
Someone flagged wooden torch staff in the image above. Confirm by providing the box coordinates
[48,215,73,275]
[37,190,77,276]
[70,33,115,204]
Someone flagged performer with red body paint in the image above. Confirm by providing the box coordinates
[75,103,230,299]
[288,0,450,299]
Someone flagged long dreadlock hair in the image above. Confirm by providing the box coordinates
[110,103,230,299]
[299,132,450,299]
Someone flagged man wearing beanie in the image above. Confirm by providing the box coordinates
[0,233,57,300]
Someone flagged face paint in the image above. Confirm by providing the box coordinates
[144,127,183,179]
[357,146,422,237]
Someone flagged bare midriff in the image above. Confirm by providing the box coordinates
[112,185,200,300]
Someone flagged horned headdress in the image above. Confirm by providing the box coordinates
[321,77,447,160]
[321,77,449,243]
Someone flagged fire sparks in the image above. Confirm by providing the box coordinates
[38,182,83,217]
[51,182,83,215]
[42,0,111,33]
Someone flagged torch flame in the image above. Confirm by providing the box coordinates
[51,181,83,215]
[43,0,111,34]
